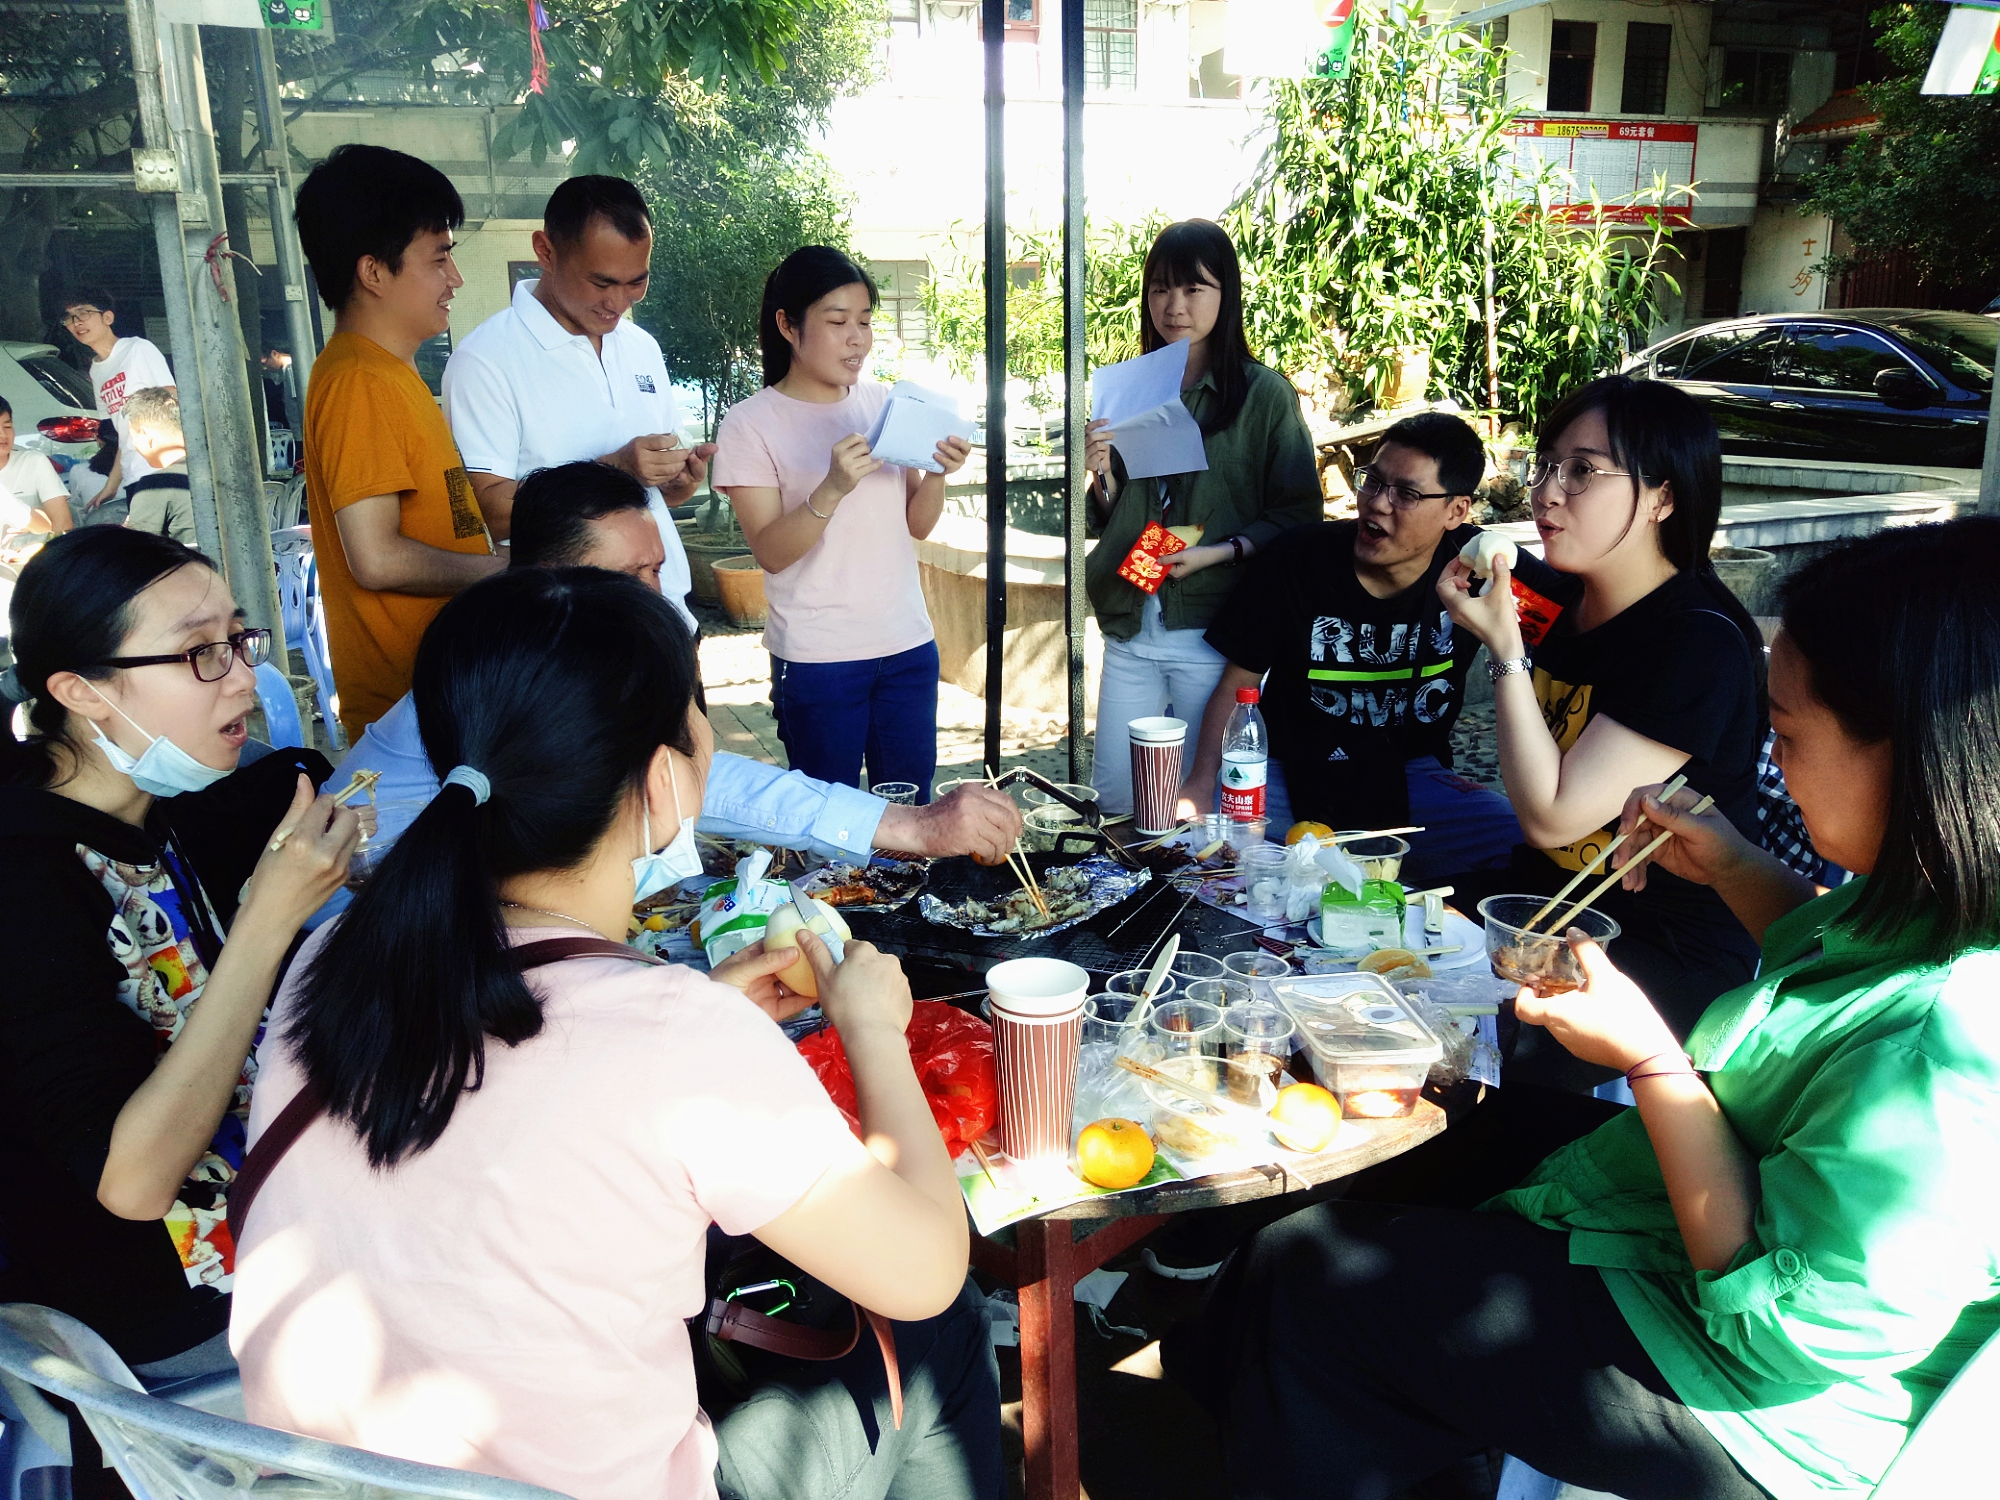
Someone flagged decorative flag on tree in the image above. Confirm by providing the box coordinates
[527,0,551,95]
[1317,0,1361,78]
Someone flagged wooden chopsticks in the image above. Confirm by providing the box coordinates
[1540,791,1716,935]
[987,770,1048,915]
[268,768,381,854]
[1521,774,1688,934]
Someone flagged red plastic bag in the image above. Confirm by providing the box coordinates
[796,1000,997,1156]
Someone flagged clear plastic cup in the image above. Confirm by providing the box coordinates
[1083,991,1141,1046]
[1147,997,1225,1070]
[1104,968,1177,1001]
[1220,997,1296,1106]
[1477,894,1622,997]
[871,780,919,805]
[1170,952,1229,985]
[1335,833,1411,883]
[1242,843,1290,923]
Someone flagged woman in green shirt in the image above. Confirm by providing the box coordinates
[1164,517,2000,1500]
[1083,219,1320,818]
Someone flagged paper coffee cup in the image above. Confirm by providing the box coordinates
[1127,716,1187,837]
[987,958,1089,1167]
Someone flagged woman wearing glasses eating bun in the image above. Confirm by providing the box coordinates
[0,527,359,1378]
[1437,375,1768,1090]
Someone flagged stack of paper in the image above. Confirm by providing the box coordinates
[865,381,975,473]
[1089,340,1210,481]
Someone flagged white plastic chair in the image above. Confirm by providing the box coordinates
[0,1304,571,1500]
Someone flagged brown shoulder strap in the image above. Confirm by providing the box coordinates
[230,936,662,1244]
[227,1078,327,1245]
[703,1299,905,1430]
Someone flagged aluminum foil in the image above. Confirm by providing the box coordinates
[919,855,1150,940]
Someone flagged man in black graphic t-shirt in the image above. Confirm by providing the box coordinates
[1182,413,1522,885]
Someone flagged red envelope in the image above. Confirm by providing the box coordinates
[1117,521,1189,594]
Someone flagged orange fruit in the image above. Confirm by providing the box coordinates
[1076,1117,1156,1189]
[1358,948,1432,981]
[1269,1083,1342,1153]
[1285,820,1335,846]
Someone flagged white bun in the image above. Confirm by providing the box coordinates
[764,898,852,998]
[1458,532,1519,579]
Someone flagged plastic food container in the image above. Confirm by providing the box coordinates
[1144,1056,1250,1159]
[1477,894,1621,997]
[1269,973,1443,1119]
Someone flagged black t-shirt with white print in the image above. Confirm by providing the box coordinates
[1203,520,1485,826]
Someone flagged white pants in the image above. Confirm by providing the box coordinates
[1090,598,1229,818]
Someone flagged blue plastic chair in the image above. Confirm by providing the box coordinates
[252,661,305,751]
[272,525,341,749]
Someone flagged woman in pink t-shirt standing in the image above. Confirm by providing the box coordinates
[712,248,971,799]
[229,568,1000,1500]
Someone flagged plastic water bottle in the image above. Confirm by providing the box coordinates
[1219,686,1268,822]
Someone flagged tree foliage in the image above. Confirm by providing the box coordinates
[1802,4,2000,297]
[1226,15,1675,432]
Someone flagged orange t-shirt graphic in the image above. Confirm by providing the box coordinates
[303,331,492,738]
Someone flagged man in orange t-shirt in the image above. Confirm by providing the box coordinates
[296,144,502,739]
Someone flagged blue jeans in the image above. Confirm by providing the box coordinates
[1263,757,1520,889]
[712,1276,1003,1500]
[770,641,940,799]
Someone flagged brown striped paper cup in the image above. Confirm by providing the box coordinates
[1128,716,1187,837]
[987,958,1090,1170]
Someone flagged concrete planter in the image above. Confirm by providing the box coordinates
[1373,347,1431,409]
[1710,545,1779,616]
[712,555,768,628]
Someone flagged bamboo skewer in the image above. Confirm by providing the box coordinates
[268,769,381,853]
[1113,1055,1267,1124]
[1521,774,1689,934]
[987,770,1049,915]
[1331,825,1423,845]
[1544,794,1716,934]
[967,1138,1000,1189]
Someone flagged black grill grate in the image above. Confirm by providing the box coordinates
[845,853,1261,981]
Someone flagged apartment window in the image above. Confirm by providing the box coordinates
[888,0,920,26]
[1547,21,1596,112]
[1085,0,1138,92]
[1620,23,1671,114]
[871,261,932,350]
[1715,49,1790,114]
[1006,0,1037,28]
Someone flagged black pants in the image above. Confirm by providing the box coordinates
[1161,1087,1772,1500]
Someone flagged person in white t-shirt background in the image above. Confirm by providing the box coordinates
[61,289,176,514]
[442,176,712,628]
[0,396,73,549]
[712,248,970,799]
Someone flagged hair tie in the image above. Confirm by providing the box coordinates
[441,764,491,806]
[0,667,23,706]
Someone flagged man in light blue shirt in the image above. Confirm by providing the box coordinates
[334,460,1020,865]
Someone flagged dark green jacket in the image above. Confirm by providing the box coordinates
[1085,360,1320,641]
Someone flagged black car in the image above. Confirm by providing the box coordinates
[1621,310,1994,467]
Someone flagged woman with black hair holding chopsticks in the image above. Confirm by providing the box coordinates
[0,527,358,1379]
[1168,515,2000,1500]
[1437,376,1766,1088]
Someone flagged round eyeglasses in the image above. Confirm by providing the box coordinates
[99,628,272,683]
[1525,458,1637,496]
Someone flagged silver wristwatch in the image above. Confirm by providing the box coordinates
[1487,655,1533,683]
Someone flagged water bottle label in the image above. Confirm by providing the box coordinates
[1220,754,1267,819]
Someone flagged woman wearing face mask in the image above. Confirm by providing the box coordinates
[1437,376,1767,1090]
[230,567,1000,1500]
[0,528,359,1378]
[712,246,972,798]
[1083,219,1321,819]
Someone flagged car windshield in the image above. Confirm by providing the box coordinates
[16,351,95,410]
[1881,314,1995,396]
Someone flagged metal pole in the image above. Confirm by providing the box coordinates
[1061,0,1088,784]
[1981,362,2000,518]
[160,18,285,642]
[252,27,317,452]
[982,0,1008,775]
[123,0,224,566]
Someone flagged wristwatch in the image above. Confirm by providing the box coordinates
[1228,535,1246,564]
[1487,655,1533,683]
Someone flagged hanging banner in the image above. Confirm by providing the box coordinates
[265,0,325,31]
[1501,119,1698,224]
[1317,0,1362,78]
[1921,5,2000,93]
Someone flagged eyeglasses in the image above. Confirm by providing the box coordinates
[62,309,104,326]
[1526,458,1637,496]
[1354,466,1458,510]
[99,629,271,683]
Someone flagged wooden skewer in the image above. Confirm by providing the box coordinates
[1521,773,1689,934]
[1545,794,1715,934]
[1113,1055,1265,1123]
[967,1138,1000,1189]
[1331,825,1423,845]
[987,771,1049,915]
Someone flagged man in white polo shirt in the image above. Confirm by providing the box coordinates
[442,175,712,626]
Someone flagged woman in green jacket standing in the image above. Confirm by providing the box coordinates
[1083,220,1320,818]
[1165,517,2000,1500]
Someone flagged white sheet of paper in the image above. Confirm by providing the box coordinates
[866,381,973,473]
[1089,341,1209,481]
